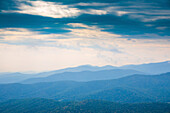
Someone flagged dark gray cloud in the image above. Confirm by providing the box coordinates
[0,0,170,39]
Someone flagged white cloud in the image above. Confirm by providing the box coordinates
[156,27,168,30]
[66,23,121,39]
[2,0,108,18]
[0,23,121,42]
[43,27,51,29]
[104,7,131,16]
[66,28,120,39]
[0,28,53,41]
[67,23,90,28]
[0,1,170,72]
[75,2,110,6]
[2,0,170,22]
[0,28,38,41]
[83,9,107,15]
[116,11,130,16]
[67,23,98,29]
[124,33,170,39]
[103,4,170,22]
[142,16,170,22]
[2,1,81,18]
[0,26,170,72]
[145,24,154,27]
[0,28,66,48]
[0,24,122,51]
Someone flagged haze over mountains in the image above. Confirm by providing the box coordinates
[120,61,170,74]
[0,72,169,103]
[0,61,170,84]
[22,69,144,84]
[0,61,169,103]
[0,61,169,112]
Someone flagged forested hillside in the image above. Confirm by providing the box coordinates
[0,99,169,113]
[0,72,169,103]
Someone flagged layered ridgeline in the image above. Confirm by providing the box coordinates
[0,66,137,84]
[0,73,35,84]
[0,61,170,84]
[0,72,169,103]
[0,99,169,113]
[120,61,170,74]
[21,69,144,84]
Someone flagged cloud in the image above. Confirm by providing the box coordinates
[104,7,131,16]
[66,23,121,39]
[83,9,107,15]
[75,2,110,6]
[0,25,122,52]
[0,28,51,40]
[2,1,81,18]
[156,27,168,30]
[124,33,170,39]
[0,0,170,72]
[0,28,65,47]
[0,28,36,36]
[2,0,170,22]
[67,23,98,29]
[102,2,170,22]
[116,11,130,16]
[2,0,109,18]
[145,24,154,27]
[141,16,170,22]
[43,27,52,29]
[0,37,170,72]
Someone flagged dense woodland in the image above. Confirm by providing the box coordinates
[0,99,170,113]
[0,72,169,103]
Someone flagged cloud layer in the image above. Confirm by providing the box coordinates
[0,0,170,72]
[2,0,109,18]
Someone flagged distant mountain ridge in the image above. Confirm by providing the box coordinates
[21,69,144,84]
[23,60,170,77]
[120,61,170,74]
[0,72,169,103]
[0,61,170,84]
[0,73,35,84]
[33,65,118,78]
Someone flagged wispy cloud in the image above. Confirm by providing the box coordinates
[156,27,168,30]
[102,2,170,22]
[1,36,170,72]
[124,33,170,39]
[67,23,98,29]
[2,0,109,18]
[2,0,170,22]
[2,1,81,18]
[130,15,170,22]
[75,2,110,6]
[0,25,121,51]
[65,23,121,39]
[0,28,59,40]
[83,9,107,15]
[0,0,170,72]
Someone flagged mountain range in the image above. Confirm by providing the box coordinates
[0,72,169,103]
[0,60,169,113]
[0,61,170,84]
[21,69,144,84]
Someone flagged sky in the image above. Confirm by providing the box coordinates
[0,0,170,73]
